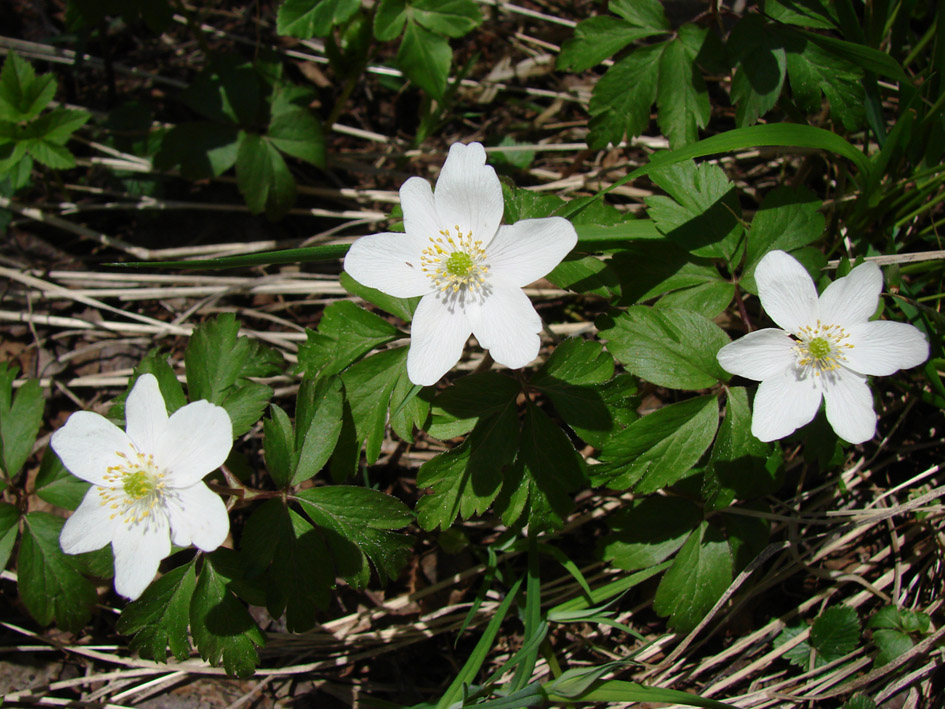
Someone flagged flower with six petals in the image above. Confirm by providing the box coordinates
[717,250,928,443]
[343,142,578,385]
[53,373,233,600]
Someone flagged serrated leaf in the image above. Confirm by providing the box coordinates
[389,371,431,443]
[33,446,89,510]
[507,403,586,533]
[190,553,265,678]
[645,160,743,261]
[587,44,663,150]
[263,404,295,488]
[871,628,913,667]
[416,402,518,530]
[26,107,91,144]
[601,496,701,571]
[557,17,664,72]
[153,122,240,179]
[546,254,621,299]
[184,313,280,436]
[810,605,860,663]
[653,521,732,632]
[785,35,865,131]
[742,185,824,291]
[374,0,407,41]
[0,502,18,570]
[295,486,413,586]
[235,132,296,218]
[410,0,482,37]
[728,15,787,127]
[762,0,837,29]
[703,387,779,509]
[297,300,401,378]
[598,306,730,390]
[0,368,43,479]
[18,512,98,632]
[427,371,521,440]
[277,0,360,38]
[293,376,344,484]
[597,394,718,493]
[340,347,409,464]
[609,0,669,30]
[397,20,451,98]
[340,271,419,323]
[0,51,56,122]
[267,107,325,167]
[720,510,771,573]
[132,350,187,414]
[774,623,812,668]
[117,563,197,662]
[657,25,711,148]
[24,140,74,169]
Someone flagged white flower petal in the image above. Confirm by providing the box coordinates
[822,369,876,443]
[750,369,823,441]
[112,512,170,600]
[434,142,503,246]
[467,280,542,369]
[755,250,819,333]
[486,217,578,287]
[60,487,117,555]
[817,260,882,326]
[156,401,232,488]
[844,320,929,376]
[167,482,229,551]
[51,411,134,486]
[401,176,443,243]
[344,232,432,298]
[717,329,797,381]
[407,294,472,385]
[124,373,168,455]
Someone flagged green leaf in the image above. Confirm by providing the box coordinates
[728,15,787,127]
[263,403,295,488]
[294,376,344,484]
[340,347,410,464]
[427,371,521,439]
[267,107,325,167]
[117,562,197,662]
[154,122,240,179]
[132,350,187,414]
[546,254,621,299]
[840,696,877,709]
[601,496,701,571]
[34,446,89,510]
[0,502,19,570]
[398,20,451,98]
[374,0,407,41]
[0,51,57,122]
[597,394,719,493]
[871,628,913,667]
[235,132,297,218]
[557,17,665,72]
[0,366,43,480]
[609,0,670,30]
[340,271,419,322]
[598,306,730,390]
[742,185,825,291]
[297,300,401,379]
[721,509,770,573]
[785,37,865,131]
[190,552,265,678]
[703,387,780,509]
[653,521,732,632]
[295,486,413,587]
[18,512,98,632]
[657,25,711,148]
[645,160,743,261]
[763,0,837,29]
[774,623,813,668]
[810,605,861,663]
[240,499,331,631]
[182,59,264,127]
[23,139,75,169]
[185,313,281,436]
[410,0,482,38]
[507,403,586,533]
[416,402,518,530]
[26,107,91,144]
[277,0,360,38]
[588,44,663,150]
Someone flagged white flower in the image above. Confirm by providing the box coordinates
[343,142,578,385]
[52,373,232,600]
[717,250,929,443]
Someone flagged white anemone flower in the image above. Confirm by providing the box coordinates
[52,373,232,600]
[717,250,928,443]
[343,142,578,385]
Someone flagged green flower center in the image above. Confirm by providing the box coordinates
[122,470,155,500]
[446,251,474,277]
[421,225,489,295]
[795,321,854,374]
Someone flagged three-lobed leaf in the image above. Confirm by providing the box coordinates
[117,562,197,662]
[235,131,297,218]
[587,44,663,150]
[276,0,360,38]
[656,25,711,148]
